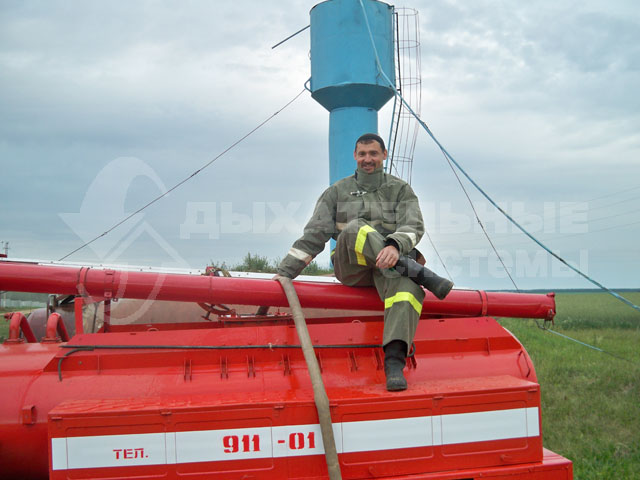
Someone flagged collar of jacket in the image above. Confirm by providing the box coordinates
[354,166,384,192]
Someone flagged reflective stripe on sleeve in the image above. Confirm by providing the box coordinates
[396,232,417,249]
[355,225,376,266]
[287,247,312,265]
[384,291,423,315]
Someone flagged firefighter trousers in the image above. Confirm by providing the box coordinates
[333,219,425,348]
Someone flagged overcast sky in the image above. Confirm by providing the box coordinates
[1,0,639,290]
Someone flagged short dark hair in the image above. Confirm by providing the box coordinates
[355,133,386,152]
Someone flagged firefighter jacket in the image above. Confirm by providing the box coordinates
[278,166,425,279]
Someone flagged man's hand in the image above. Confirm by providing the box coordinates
[376,245,399,269]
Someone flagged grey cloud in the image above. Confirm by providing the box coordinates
[1,0,638,288]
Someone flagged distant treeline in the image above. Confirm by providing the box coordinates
[0,291,48,308]
[214,252,334,276]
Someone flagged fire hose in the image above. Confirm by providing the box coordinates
[277,276,342,480]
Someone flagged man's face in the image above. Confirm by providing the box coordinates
[354,140,387,173]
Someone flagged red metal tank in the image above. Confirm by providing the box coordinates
[0,261,572,479]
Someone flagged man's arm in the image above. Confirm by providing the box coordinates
[385,183,425,256]
[277,187,338,279]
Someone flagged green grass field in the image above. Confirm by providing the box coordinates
[2,292,639,478]
[500,291,640,479]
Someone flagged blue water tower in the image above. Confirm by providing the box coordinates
[310,0,396,185]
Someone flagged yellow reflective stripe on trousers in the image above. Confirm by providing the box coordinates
[355,225,376,266]
[384,292,423,315]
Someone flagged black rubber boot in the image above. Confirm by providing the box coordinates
[384,340,408,391]
[394,256,454,300]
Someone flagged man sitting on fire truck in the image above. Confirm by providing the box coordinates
[276,133,453,391]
